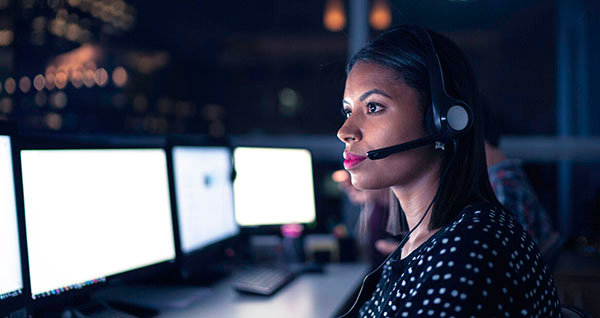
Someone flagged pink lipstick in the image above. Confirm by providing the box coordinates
[344,152,367,170]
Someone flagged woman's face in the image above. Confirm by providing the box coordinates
[337,62,440,190]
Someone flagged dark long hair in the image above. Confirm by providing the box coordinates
[347,26,499,230]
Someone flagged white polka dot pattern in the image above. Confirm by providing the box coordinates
[358,203,561,318]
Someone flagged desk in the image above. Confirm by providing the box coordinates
[552,252,600,317]
[158,263,369,318]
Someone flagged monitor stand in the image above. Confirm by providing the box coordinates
[178,261,234,285]
[34,298,157,318]
[67,299,148,318]
[91,284,212,311]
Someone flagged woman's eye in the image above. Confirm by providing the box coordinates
[341,108,351,119]
[366,102,382,114]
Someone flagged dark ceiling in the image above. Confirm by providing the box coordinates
[9,0,557,136]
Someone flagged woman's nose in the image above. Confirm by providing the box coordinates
[337,118,361,144]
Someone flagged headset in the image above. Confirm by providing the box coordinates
[366,26,473,160]
[338,25,473,317]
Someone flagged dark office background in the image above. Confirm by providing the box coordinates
[2,0,599,237]
[1,0,568,134]
[2,2,600,311]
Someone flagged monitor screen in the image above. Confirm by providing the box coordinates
[20,149,176,299]
[172,146,238,254]
[0,135,23,300]
[233,147,316,226]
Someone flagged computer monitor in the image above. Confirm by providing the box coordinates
[0,134,24,306]
[20,148,176,300]
[171,146,239,254]
[233,147,316,227]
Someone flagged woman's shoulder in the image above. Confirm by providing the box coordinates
[392,201,560,316]
[417,200,548,288]
[363,202,560,318]
[442,201,522,238]
[400,202,526,281]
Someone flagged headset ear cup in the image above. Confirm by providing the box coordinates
[446,104,471,133]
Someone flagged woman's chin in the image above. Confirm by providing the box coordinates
[350,174,388,191]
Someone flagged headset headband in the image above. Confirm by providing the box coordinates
[405,26,473,141]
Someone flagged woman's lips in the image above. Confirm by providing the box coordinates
[344,152,367,170]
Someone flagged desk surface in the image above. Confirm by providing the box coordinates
[158,263,369,318]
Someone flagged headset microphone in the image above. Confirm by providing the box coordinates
[366,135,439,160]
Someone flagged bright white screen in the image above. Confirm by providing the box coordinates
[173,146,238,254]
[0,136,23,297]
[21,149,176,297]
[233,147,316,226]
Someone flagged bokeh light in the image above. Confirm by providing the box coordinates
[94,68,108,86]
[0,97,13,114]
[4,78,16,94]
[45,113,63,130]
[50,91,68,109]
[45,73,56,90]
[278,87,300,117]
[19,76,32,93]
[369,0,392,30]
[33,74,46,91]
[35,91,47,107]
[0,29,14,46]
[324,0,346,32]
[71,70,83,88]
[83,69,95,87]
[112,66,127,87]
[55,72,68,89]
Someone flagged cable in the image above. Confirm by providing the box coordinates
[393,139,458,251]
[337,139,458,318]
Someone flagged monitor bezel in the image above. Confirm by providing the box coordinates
[14,134,177,309]
[230,144,318,235]
[166,134,240,279]
[0,122,29,317]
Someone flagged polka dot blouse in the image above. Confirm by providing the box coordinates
[358,202,561,318]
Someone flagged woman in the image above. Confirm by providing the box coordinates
[337,26,560,317]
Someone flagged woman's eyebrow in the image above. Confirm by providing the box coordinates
[342,89,392,105]
[359,89,392,101]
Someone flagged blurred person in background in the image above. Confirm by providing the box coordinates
[333,169,401,268]
[482,101,562,261]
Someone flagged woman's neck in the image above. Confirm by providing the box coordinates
[391,161,442,257]
[391,164,440,228]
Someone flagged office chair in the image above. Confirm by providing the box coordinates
[561,304,593,318]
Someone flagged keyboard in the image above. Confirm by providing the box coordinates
[233,267,296,296]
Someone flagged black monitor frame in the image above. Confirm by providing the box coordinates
[0,122,29,317]
[14,133,177,311]
[165,134,240,280]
